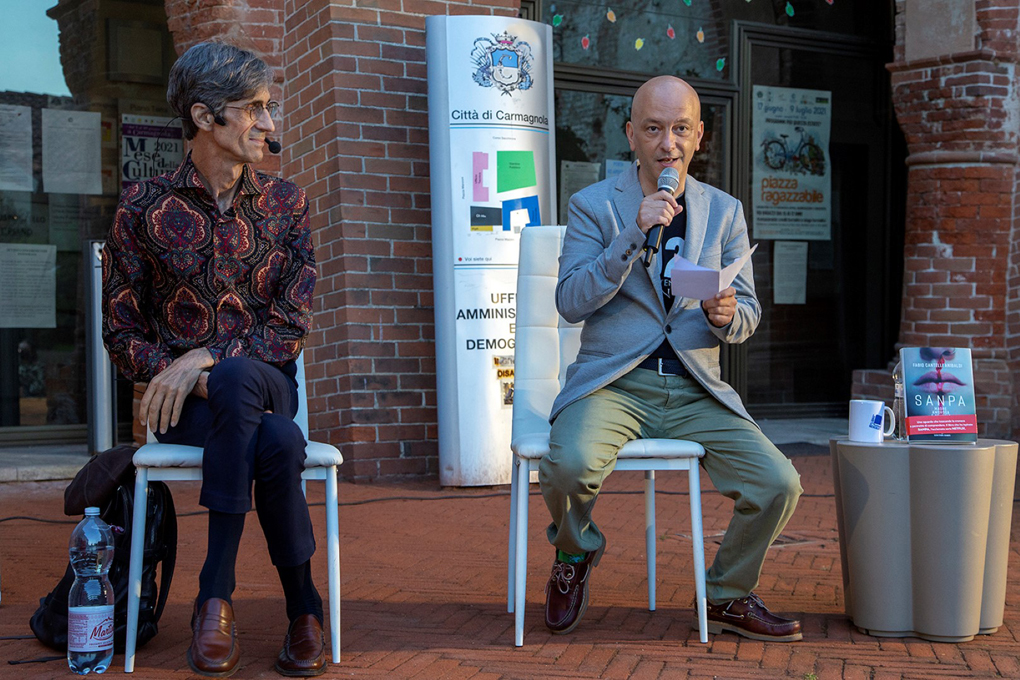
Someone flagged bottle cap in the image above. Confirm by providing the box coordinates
[84,507,100,516]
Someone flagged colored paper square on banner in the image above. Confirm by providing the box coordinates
[496,150,537,193]
[472,152,489,201]
[470,206,501,232]
[501,195,541,232]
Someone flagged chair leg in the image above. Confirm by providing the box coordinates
[324,466,341,663]
[508,455,519,614]
[688,462,708,643]
[513,459,530,647]
[645,470,656,612]
[124,467,149,673]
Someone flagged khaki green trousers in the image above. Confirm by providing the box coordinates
[539,367,803,604]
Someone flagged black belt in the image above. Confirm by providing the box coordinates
[637,357,689,378]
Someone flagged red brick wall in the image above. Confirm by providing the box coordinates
[282,0,520,478]
[854,0,1019,437]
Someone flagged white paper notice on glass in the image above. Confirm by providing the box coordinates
[42,109,102,195]
[558,160,600,223]
[605,159,631,181]
[773,241,808,304]
[0,244,57,328]
[0,104,34,192]
[669,244,758,301]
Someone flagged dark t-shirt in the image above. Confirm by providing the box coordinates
[649,192,687,361]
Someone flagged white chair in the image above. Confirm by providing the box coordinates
[122,352,343,672]
[508,225,708,647]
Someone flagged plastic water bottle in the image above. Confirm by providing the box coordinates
[68,507,115,675]
[892,360,907,441]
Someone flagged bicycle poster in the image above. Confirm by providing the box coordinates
[751,85,831,241]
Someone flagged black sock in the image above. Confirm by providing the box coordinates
[197,510,246,607]
[276,560,323,623]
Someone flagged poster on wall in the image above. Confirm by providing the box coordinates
[121,114,183,188]
[751,86,831,241]
[427,15,555,486]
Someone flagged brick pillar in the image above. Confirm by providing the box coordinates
[853,0,1019,437]
[283,0,519,478]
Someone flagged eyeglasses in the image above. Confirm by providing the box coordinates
[221,101,280,121]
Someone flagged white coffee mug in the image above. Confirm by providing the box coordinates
[848,399,895,443]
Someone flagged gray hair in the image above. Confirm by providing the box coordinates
[167,42,273,140]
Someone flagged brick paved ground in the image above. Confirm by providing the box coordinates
[1,449,1017,679]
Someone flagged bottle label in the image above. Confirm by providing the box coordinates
[895,383,904,398]
[68,605,114,652]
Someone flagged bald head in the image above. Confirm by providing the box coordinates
[631,76,701,125]
[626,76,705,195]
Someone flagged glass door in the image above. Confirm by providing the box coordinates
[734,23,905,417]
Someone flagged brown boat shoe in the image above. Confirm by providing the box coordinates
[703,592,803,642]
[544,541,606,634]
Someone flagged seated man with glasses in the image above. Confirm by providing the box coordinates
[102,41,324,677]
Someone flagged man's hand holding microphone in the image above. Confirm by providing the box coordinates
[637,166,736,328]
[639,167,681,267]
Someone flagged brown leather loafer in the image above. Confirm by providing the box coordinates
[188,598,241,677]
[275,614,327,677]
[544,541,606,634]
[704,592,802,642]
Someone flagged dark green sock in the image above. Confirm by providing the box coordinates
[557,549,586,564]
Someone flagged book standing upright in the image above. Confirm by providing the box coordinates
[900,347,978,443]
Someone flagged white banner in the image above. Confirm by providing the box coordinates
[427,15,555,485]
[751,86,831,240]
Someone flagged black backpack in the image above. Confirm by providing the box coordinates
[30,481,177,653]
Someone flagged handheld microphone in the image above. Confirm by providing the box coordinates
[266,138,281,154]
[642,166,681,267]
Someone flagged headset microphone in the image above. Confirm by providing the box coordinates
[203,103,280,153]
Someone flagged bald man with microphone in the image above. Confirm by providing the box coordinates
[539,75,803,642]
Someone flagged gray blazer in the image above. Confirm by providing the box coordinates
[549,163,760,423]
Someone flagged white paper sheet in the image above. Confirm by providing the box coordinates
[605,159,631,181]
[0,104,34,192]
[49,194,80,251]
[670,244,758,300]
[42,109,102,195]
[0,244,57,328]
[773,241,808,304]
[558,160,600,223]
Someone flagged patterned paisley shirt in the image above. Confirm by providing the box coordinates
[102,153,316,383]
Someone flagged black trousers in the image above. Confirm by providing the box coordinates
[155,357,316,567]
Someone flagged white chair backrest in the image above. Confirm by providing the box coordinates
[294,352,309,438]
[512,225,582,443]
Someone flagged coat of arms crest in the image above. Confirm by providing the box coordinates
[471,31,534,96]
